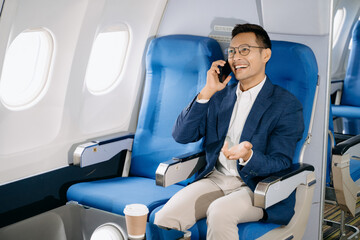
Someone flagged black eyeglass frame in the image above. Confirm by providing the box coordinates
[225,44,266,58]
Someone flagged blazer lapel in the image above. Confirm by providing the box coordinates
[217,84,237,139]
[240,79,274,142]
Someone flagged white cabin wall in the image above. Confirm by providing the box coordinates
[0,0,167,185]
[158,0,260,36]
[0,0,89,183]
[158,0,332,239]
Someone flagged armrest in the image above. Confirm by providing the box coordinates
[73,132,135,167]
[155,150,206,187]
[333,134,360,157]
[331,134,360,216]
[334,132,356,144]
[254,163,316,209]
[332,105,360,119]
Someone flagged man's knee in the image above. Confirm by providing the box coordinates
[154,207,187,231]
[206,200,230,226]
[154,208,173,228]
[207,201,263,228]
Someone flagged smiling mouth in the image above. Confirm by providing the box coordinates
[235,65,248,70]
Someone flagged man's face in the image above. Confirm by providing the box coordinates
[228,32,271,89]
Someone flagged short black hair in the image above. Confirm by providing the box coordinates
[232,23,271,49]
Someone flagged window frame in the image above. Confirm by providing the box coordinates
[85,25,130,95]
[0,28,54,110]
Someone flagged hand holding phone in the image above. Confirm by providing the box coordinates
[218,61,231,83]
[198,60,232,100]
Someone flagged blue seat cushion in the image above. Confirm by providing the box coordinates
[350,158,360,182]
[149,205,200,240]
[195,218,280,240]
[149,205,280,240]
[238,222,280,239]
[67,177,184,216]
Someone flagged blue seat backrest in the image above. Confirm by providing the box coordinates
[266,41,318,163]
[130,35,223,180]
[341,20,360,107]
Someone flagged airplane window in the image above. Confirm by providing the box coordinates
[0,29,53,110]
[333,8,346,47]
[85,29,129,95]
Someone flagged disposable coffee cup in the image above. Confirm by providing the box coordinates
[123,204,149,239]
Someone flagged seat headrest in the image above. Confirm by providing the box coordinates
[146,35,223,71]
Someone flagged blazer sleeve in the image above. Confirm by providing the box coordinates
[172,95,209,144]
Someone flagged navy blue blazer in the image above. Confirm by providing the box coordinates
[172,78,304,225]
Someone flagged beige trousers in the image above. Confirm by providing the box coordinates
[154,170,264,240]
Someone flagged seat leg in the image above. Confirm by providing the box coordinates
[340,210,347,239]
[324,210,360,239]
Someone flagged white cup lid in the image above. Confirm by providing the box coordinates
[123,204,149,216]
[90,223,125,240]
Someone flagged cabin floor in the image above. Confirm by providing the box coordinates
[323,199,360,239]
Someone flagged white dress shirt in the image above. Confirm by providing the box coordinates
[197,77,266,176]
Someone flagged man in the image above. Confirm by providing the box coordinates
[154,23,304,239]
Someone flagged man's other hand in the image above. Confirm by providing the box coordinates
[221,141,253,161]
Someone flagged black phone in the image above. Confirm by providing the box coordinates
[218,61,231,83]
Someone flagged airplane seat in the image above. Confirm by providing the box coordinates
[332,20,360,135]
[152,40,318,239]
[66,35,224,223]
[328,103,360,188]
[129,34,220,181]
[325,101,360,238]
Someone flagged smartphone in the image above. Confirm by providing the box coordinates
[218,61,232,83]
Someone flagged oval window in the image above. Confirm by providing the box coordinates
[85,27,129,95]
[0,29,53,110]
[333,8,346,47]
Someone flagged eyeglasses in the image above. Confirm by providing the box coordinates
[226,44,266,58]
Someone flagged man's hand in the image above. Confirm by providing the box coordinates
[221,141,253,161]
[198,60,232,100]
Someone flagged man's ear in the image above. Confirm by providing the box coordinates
[263,48,272,63]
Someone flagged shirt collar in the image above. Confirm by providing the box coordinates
[236,76,267,100]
